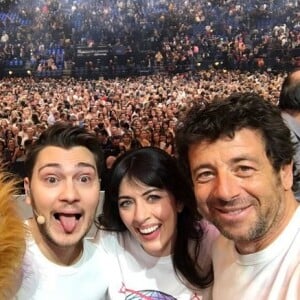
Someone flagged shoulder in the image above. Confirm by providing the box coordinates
[93,230,152,263]
[287,263,300,296]
[93,229,131,253]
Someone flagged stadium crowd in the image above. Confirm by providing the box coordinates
[0,0,298,187]
[0,2,298,299]
[0,0,299,75]
[0,69,285,190]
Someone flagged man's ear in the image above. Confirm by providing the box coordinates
[280,162,293,191]
[24,177,31,205]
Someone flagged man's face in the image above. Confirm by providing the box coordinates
[188,128,293,252]
[25,146,100,249]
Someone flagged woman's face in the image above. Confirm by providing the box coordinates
[118,176,181,257]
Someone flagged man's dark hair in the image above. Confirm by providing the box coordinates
[25,122,104,180]
[176,92,295,182]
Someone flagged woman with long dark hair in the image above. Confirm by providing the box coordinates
[95,147,218,299]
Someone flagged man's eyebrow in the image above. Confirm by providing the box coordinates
[38,162,96,173]
[76,162,97,171]
[230,155,259,164]
[192,156,259,172]
[38,163,60,173]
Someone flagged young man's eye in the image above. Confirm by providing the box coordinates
[79,175,91,183]
[46,176,58,184]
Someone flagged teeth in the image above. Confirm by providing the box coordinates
[139,225,159,235]
[227,210,243,215]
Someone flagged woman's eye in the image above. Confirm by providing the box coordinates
[148,195,161,202]
[118,199,133,208]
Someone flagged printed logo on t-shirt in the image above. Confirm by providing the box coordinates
[119,282,201,299]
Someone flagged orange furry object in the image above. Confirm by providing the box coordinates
[0,172,26,299]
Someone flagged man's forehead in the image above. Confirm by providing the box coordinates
[34,146,97,169]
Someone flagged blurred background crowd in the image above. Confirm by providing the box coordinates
[0,0,299,78]
[0,69,284,191]
[0,0,298,190]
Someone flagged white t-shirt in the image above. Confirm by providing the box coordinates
[94,220,218,300]
[16,237,110,300]
[212,206,300,300]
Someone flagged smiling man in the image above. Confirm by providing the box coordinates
[176,93,300,299]
[17,123,109,299]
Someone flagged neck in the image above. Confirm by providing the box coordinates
[28,219,83,266]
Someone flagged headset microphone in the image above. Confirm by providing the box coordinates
[36,215,46,225]
[33,209,46,225]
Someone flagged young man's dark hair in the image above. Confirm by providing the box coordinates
[25,122,104,180]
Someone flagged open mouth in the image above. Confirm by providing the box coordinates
[138,225,161,235]
[54,213,82,233]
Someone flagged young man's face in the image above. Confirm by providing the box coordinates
[188,128,294,253]
[25,146,100,249]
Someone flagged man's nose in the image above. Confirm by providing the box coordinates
[59,181,80,203]
[212,172,241,201]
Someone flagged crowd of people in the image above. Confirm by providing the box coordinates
[0,68,286,190]
[1,92,299,299]
[0,0,299,77]
[0,1,298,299]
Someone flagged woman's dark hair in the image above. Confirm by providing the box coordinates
[97,147,213,288]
